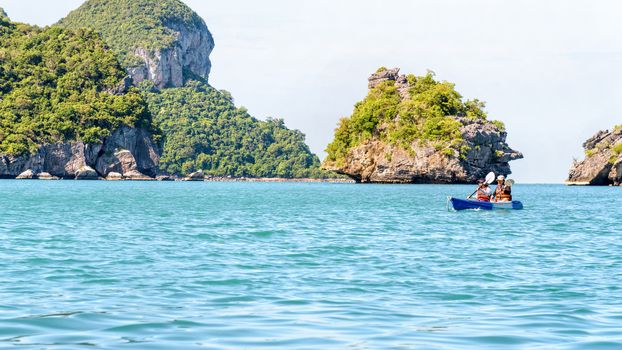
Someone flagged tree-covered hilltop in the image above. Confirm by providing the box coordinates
[55,0,328,178]
[325,67,506,166]
[0,16,153,156]
[58,0,212,70]
[140,81,327,178]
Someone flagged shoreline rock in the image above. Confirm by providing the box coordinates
[75,166,99,180]
[567,127,622,185]
[16,170,36,179]
[183,170,205,181]
[38,172,60,180]
[3,174,356,183]
[0,126,160,181]
[60,0,215,89]
[106,172,124,181]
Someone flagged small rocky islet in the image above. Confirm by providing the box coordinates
[322,68,522,183]
[567,127,622,186]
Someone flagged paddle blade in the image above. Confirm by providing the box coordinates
[485,172,496,184]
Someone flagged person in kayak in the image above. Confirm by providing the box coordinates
[493,175,512,202]
[473,179,492,201]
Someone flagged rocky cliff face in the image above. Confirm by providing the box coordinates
[322,68,522,183]
[0,127,160,180]
[567,128,622,185]
[58,0,215,89]
[127,22,214,88]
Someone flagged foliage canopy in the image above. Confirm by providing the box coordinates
[141,81,328,178]
[58,0,209,68]
[325,70,505,164]
[0,17,152,155]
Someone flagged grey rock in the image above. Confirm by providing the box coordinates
[38,172,60,180]
[127,21,214,89]
[0,127,159,180]
[16,169,35,179]
[567,128,622,185]
[75,166,98,180]
[368,68,401,89]
[123,170,154,181]
[106,172,124,181]
[184,170,205,181]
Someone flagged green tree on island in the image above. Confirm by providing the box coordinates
[0,16,153,156]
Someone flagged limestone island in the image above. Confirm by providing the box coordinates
[322,68,522,183]
[0,0,329,181]
[567,127,622,186]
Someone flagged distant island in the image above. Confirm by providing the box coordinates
[0,0,329,180]
[567,126,622,186]
[322,68,522,183]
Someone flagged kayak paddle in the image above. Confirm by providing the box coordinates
[467,172,495,199]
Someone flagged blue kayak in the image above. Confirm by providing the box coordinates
[448,197,524,211]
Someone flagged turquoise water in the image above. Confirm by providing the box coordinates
[1,181,622,349]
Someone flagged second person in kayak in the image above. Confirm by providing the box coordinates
[493,175,512,202]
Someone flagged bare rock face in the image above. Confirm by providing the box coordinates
[0,127,160,180]
[127,22,214,89]
[123,170,155,181]
[106,172,124,180]
[184,170,205,181]
[324,132,521,184]
[76,166,99,180]
[38,172,60,180]
[567,128,622,185]
[16,170,35,179]
[323,68,522,183]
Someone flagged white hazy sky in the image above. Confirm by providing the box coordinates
[2,0,622,183]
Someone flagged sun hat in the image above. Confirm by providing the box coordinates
[497,175,505,181]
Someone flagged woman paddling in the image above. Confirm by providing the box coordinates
[473,179,492,201]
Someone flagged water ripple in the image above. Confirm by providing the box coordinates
[0,181,621,349]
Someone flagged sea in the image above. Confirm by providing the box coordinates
[1,180,621,349]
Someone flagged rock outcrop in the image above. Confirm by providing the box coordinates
[59,0,215,89]
[184,170,205,181]
[322,68,522,183]
[127,25,214,89]
[567,128,622,185]
[0,127,160,180]
[38,172,60,180]
[16,170,35,180]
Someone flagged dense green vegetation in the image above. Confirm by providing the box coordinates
[0,17,152,155]
[141,81,327,178]
[58,0,207,68]
[325,70,504,165]
[4,1,328,178]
